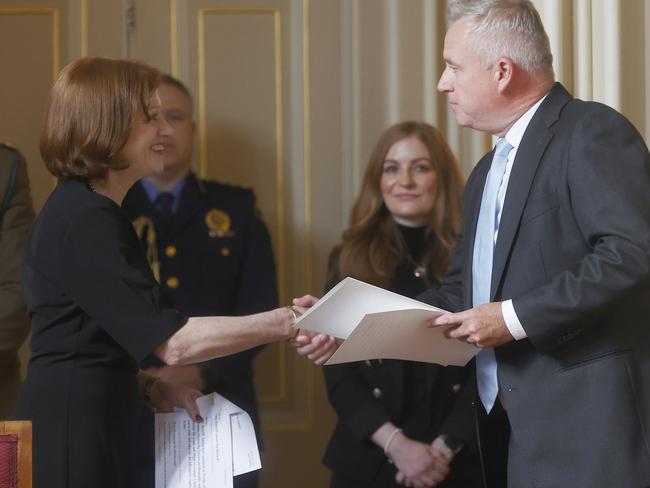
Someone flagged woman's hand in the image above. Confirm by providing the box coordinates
[152,365,204,391]
[290,294,318,314]
[389,433,448,488]
[289,331,340,365]
[430,435,455,467]
[394,435,454,487]
[146,375,203,422]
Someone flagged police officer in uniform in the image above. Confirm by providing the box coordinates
[122,75,277,488]
[0,143,34,418]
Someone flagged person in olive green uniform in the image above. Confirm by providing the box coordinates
[122,75,277,488]
[0,143,34,418]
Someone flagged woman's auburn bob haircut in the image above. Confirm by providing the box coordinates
[40,57,161,180]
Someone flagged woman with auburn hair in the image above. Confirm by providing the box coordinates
[13,57,335,488]
[323,121,481,488]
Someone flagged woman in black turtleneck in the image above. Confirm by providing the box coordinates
[323,122,481,488]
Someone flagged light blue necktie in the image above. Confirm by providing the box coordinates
[473,138,513,413]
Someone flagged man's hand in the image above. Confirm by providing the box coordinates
[432,302,513,347]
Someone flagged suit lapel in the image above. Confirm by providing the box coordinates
[490,83,572,299]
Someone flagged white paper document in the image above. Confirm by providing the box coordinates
[294,277,479,366]
[155,393,261,488]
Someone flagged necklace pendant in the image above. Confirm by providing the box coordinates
[413,266,426,278]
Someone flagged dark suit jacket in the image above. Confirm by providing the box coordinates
[122,173,278,486]
[420,83,650,487]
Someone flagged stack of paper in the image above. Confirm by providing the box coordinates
[155,393,261,488]
[294,277,478,366]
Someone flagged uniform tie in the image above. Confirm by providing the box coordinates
[154,192,174,218]
[472,138,513,413]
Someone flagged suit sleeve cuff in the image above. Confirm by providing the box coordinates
[502,300,527,340]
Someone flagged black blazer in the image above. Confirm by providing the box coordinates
[421,83,650,487]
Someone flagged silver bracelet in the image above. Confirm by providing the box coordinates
[383,427,403,456]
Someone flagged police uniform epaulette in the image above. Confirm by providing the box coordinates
[199,178,254,194]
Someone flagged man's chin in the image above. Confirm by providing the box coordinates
[450,112,473,128]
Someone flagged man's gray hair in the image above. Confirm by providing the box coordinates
[448,0,554,76]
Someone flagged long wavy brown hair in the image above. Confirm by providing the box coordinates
[332,121,464,288]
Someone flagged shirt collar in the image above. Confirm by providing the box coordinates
[503,92,548,149]
[140,175,188,213]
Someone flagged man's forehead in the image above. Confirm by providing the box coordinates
[445,18,469,47]
[160,84,192,106]
[443,19,479,61]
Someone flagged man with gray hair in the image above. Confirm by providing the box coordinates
[416,0,650,486]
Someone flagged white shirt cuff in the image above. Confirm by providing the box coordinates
[502,300,527,340]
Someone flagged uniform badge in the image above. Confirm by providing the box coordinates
[205,208,234,237]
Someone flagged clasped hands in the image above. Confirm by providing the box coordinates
[390,433,456,488]
[430,301,514,348]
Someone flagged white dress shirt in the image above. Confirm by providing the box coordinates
[496,94,548,340]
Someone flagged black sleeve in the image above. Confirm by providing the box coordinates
[437,370,478,452]
[63,205,187,362]
[417,232,465,313]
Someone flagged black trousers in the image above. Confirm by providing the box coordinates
[477,398,510,488]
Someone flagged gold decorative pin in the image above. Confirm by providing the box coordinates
[205,208,234,237]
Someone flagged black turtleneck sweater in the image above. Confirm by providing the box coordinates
[390,223,436,297]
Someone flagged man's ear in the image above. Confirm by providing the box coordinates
[494,58,514,93]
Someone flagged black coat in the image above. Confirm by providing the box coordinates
[122,173,278,487]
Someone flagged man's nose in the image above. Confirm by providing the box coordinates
[158,115,173,135]
[437,68,450,92]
